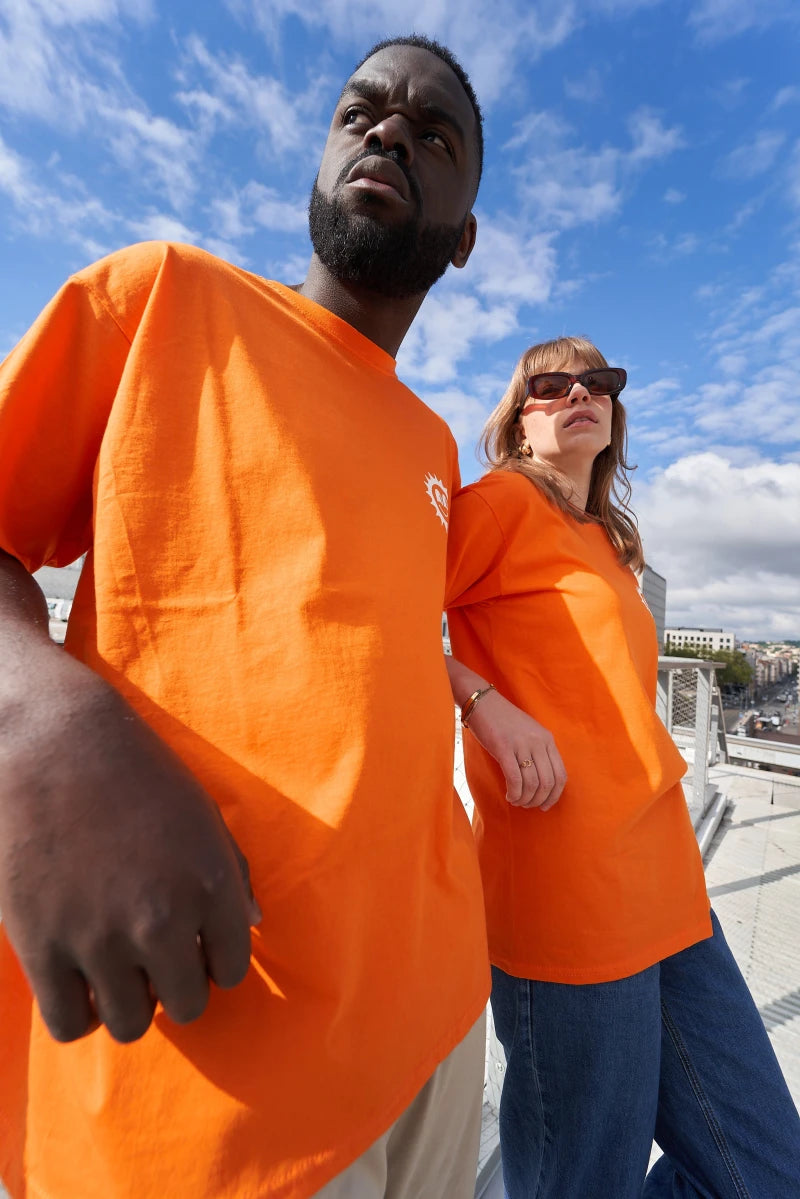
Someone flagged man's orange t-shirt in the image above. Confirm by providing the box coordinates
[0,242,489,1199]
[446,470,711,984]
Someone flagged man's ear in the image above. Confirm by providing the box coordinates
[451,212,477,270]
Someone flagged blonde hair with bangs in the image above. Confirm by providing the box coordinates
[480,336,644,572]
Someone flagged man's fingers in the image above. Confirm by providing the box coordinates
[219,818,262,925]
[88,965,157,1044]
[146,939,210,1025]
[200,892,253,990]
[32,956,97,1043]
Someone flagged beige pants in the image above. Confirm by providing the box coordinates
[314,1012,487,1199]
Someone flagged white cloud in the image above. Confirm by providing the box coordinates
[625,376,682,415]
[626,235,800,478]
[228,0,682,107]
[468,220,558,304]
[698,239,800,405]
[507,106,683,232]
[227,0,583,104]
[666,572,800,640]
[202,238,250,266]
[0,133,115,253]
[128,213,200,243]
[206,183,307,248]
[664,188,686,204]
[239,184,308,234]
[564,69,605,103]
[0,135,28,203]
[723,196,764,235]
[771,85,800,112]
[104,105,200,210]
[788,140,800,208]
[637,453,800,638]
[628,109,685,161]
[689,0,799,43]
[652,231,702,259]
[420,386,492,456]
[721,130,786,180]
[0,6,205,213]
[709,76,750,108]
[0,0,154,125]
[690,369,800,447]
[179,36,327,155]
[510,137,623,230]
[263,251,311,283]
[398,288,517,385]
[395,216,559,386]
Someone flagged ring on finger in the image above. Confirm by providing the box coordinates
[518,758,536,769]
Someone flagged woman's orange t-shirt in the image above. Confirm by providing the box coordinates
[446,469,711,983]
[0,242,489,1199]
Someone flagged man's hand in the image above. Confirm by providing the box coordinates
[464,690,567,811]
[0,657,261,1045]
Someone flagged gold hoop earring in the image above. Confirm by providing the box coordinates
[518,439,533,458]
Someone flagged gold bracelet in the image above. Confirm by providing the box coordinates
[461,684,495,728]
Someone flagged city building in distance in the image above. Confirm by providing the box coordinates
[665,627,735,654]
[640,564,666,652]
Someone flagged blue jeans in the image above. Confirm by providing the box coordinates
[491,911,800,1198]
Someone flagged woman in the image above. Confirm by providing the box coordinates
[444,337,800,1198]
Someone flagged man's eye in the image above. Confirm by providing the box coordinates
[343,108,369,126]
[421,130,452,154]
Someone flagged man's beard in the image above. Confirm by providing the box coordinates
[308,179,467,300]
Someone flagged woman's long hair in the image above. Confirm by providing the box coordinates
[481,336,644,571]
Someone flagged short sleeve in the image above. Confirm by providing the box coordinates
[0,275,131,571]
[445,484,507,609]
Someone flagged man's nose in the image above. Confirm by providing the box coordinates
[363,114,414,165]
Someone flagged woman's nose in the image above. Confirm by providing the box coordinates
[567,384,590,404]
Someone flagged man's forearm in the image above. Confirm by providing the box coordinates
[0,549,95,724]
[0,549,51,641]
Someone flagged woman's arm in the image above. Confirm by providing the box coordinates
[446,655,566,812]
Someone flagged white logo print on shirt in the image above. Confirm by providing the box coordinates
[424,473,449,529]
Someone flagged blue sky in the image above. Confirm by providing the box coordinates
[1,0,799,639]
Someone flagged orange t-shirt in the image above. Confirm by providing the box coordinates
[446,470,711,984]
[0,241,489,1199]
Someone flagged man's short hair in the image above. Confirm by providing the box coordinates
[350,34,484,190]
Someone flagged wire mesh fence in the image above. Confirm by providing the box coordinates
[669,668,701,734]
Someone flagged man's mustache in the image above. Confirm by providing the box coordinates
[335,148,422,209]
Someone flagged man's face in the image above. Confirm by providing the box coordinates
[309,45,479,299]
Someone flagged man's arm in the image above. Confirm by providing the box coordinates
[0,549,260,1044]
[446,654,566,811]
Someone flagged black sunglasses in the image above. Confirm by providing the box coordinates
[524,367,627,404]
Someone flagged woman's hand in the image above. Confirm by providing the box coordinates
[465,690,567,811]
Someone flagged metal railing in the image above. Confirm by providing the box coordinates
[656,656,725,822]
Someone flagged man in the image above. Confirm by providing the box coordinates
[0,36,489,1199]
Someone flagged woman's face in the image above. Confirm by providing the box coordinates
[517,356,614,470]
